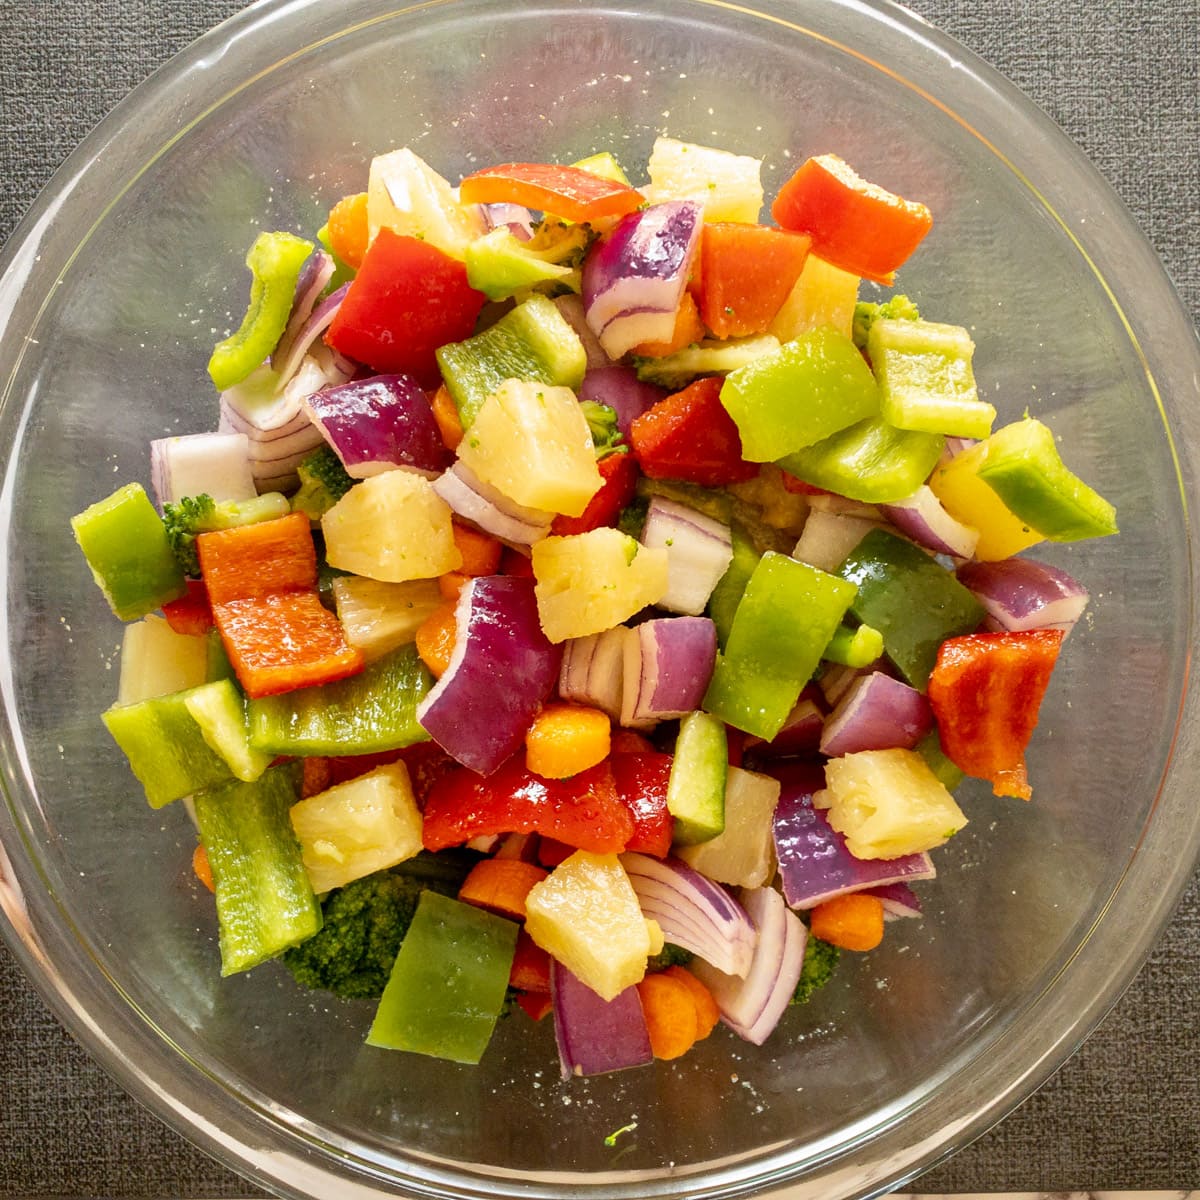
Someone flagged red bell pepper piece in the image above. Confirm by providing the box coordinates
[697,223,812,339]
[927,629,1065,801]
[610,751,674,858]
[161,579,213,635]
[550,451,639,536]
[610,729,656,755]
[421,754,634,853]
[515,990,554,1021]
[498,546,535,578]
[508,929,553,991]
[458,162,645,225]
[771,154,933,286]
[325,229,486,388]
[630,376,759,487]
[197,513,363,699]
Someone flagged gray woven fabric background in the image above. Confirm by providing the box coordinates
[1,0,1197,1195]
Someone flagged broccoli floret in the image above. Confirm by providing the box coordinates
[616,496,649,540]
[852,294,921,349]
[162,490,291,576]
[290,444,355,522]
[791,934,840,1005]
[646,942,695,972]
[526,218,594,269]
[580,400,627,459]
[281,862,464,1000]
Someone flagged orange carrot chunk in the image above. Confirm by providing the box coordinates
[809,893,886,952]
[415,601,458,679]
[192,843,215,893]
[452,523,504,576]
[508,929,553,992]
[326,191,370,270]
[458,857,550,920]
[430,385,465,452]
[661,965,721,1040]
[636,971,700,1061]
[525,703,612,780]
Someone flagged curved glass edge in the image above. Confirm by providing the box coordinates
[0,1,1197,1199]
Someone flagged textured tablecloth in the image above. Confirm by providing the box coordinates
[1,1,1197,1195]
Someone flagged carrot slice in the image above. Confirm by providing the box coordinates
[192,843,215,893]
[525,703,612,780]
[636,971,700,1060]
[809,892,886,952]
[452,523,504,576]
[661,964,720,1039]
[326,191,370,270]
[415,601,458,678]
[458,857,549,920]
[430,384,465,451]
[697,223,812,339]
[508,929,553,991]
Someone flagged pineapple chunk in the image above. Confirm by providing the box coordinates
[289,762,424,894]
[367,147,486,260]
[532,528,669,644]
[455,379,603,517]
[331,576,442,663]
[322,471,462,582]
[814,748,967,859]
[928,439,1043,562]
[524,851,656,1000]
[768,254,860,343]
[677,766,780,888]
[117,614,210,705]
[645,137,764,223]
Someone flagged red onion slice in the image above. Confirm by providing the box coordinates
[957,557,1089,635]
[865,881,923,920]
[416,575,563,775]
[743,689,826,759]
[303,373,451,479]
[555,295,611,370]
[551,960,653,1079]
[578,364,667,440]
[640,498,733,616]
[480,201,535,241]
[880,485,980,560]
[432,462,553,546]
[620,617,717,728]
[582,201,702,358]
[691,886,807,1045]
[558,627,626,720]
[272,250,335,371]
[793,509,882,572]
[818,672,933,758]
[769,762,936,909]
[271,282,350,388]
[622,852,757,978]
[150,432,256,507]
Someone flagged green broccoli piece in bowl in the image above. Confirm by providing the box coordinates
[852,293,921,350]
[281,854,475,1000]
[162,491,291,576]
[791,934,839,1005]
[290,444,355,521]
[646,942,694,972]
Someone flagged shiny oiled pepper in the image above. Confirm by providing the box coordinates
[704,551,857,740]
[208,231,314,391]
[458,161,645,224]
[610,751,675,858]
[927,629,1065,800]
[367,890,518,1063]
[421,755,635,853]
[837,528,985,689]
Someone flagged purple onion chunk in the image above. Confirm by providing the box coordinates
[558,628,626,720]
[620,616,717,727]
[416,576,562,775]
[865,882,923,920]
[272,282,351,389]
[744,689,826,760]
[769,763,936,909]
[818,672,933,758]
[582,201,703,358]
[551,960,653,1079]
[578,365,667,440]
[880,485,980,560]
[639,498,733,616]
[691,886,807,1046]
[432,462,553,546]
[622,852,757,977]
[957,557,1089,635]
[304,373,451,478]
[273,250,335,371]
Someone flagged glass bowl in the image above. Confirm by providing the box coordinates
[1,2,1198,1198]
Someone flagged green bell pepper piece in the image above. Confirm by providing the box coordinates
[571,151,631,185]
[915,728,965,792]
[837,528,985,688]
[707,522,761,650]
[822,621,885,668]
[868,318,996,439]
[367,891,518,1063]
[778,416,945,504]
[975,417,1118,541]
[633,334,780,390]
[667,710,729,845]
[436,293,586,427]
[72,483,187,621]
[208,231,314,392]
[719,326,879,462]
[465,227,578,301]
[247,644,431,756]
[102,684,237,808]
[704,551,857,740]
[193,762,322,976]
